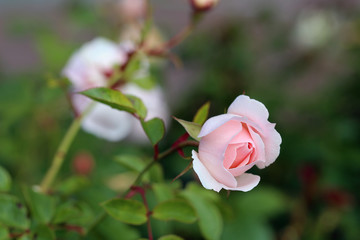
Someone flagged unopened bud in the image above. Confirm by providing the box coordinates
[190,0,219,12]
[117,0,147,22]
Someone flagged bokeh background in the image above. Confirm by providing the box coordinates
[1,0,360,239]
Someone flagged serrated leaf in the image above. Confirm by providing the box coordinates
[181,186,223,240]
[141,118,165,145]
[0,166,11,192]
[102,199,147,225]
[80,87,135,114]
[23,187,56,224]
[174,118,201,141]
[114,155,146,172]
[193,102,210,125]
[153,199,197,224]
[126,95,147,119]
[0,194,29,230]
[159,235,184,240]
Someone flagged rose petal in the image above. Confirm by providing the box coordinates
[198,114,261,138]
[227,95,269,128]
[224,173,260,192]
[256,125,282,168]
[192,151,227,192]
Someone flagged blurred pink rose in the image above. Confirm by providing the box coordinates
[63,37,169,142]
[192,95,281,192]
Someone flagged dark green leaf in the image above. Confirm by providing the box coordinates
[32,225,55,240]
[174,118,201,141]
[80,87,135,113]
[141,118,165,145]
[182,185,223,240]
[159,235,184,240]
[102,199,147,225]
[193,102,210,125]
[0,194,29,230]
[153,199,197,223]
[0,166,11,192]
[126,95,147,119]
[23,187,56,224]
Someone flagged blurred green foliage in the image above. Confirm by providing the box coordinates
[1,1,360,239]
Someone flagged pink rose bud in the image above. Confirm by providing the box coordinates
[192,95,282,192]
[190,0,219,12]
[72,151,95,176]
[118,0,147,22]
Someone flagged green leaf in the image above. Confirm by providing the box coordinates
[153,199,197,224]
[53,201,94,227]
[23,187,56,224]
[174,118,201,141]
[55,176,90,195]
[114,155,146,172]
[126,95,147,119]
[193,102,210,125]
[141,118,165,145]
[0,194,29,230]
[0,166,11,192]
[159,235,184,240]
[152,183,175,202]
[32,225,55,240]
[0,225,9,240]
[102,199,147,225]
[80,87,135,114]
[182,186,223,240]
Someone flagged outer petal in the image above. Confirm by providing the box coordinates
[192,151,227,192]
[223,173,260,192]
[198,114,261,138]
[227,95,269,128]
[256,125,282,168]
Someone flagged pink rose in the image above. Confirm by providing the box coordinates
[190,0,219,11]
[192,95,281,192]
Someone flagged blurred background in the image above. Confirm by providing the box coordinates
[1,0,360,239]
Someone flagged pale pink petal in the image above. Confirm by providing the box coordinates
[255,125,282,168]
[227,95,269,128]
[192,151,227,192]
[247,125,266,164]
[228,160,260,177]
[224,173,260,192]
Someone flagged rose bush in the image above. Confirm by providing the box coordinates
[63,37,169,142]
[192,95,282,192]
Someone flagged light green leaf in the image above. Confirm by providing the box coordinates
[152,183,175,203]
[153,199,197,224]
[132,75,156,90]
[159,235,184,240]
[126,95,147,119]
[174,118,201,141]
[80,87,135,114]
[141,118,165,145]
[55,176,90,196]
[0,225,9,240]
[114,155,146,172]
[193,102,210,125]
[102,199,147,225]
[0,194,29,230]
[23,187,56,224]
[0,166,11,192]
[181,186,223,240]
